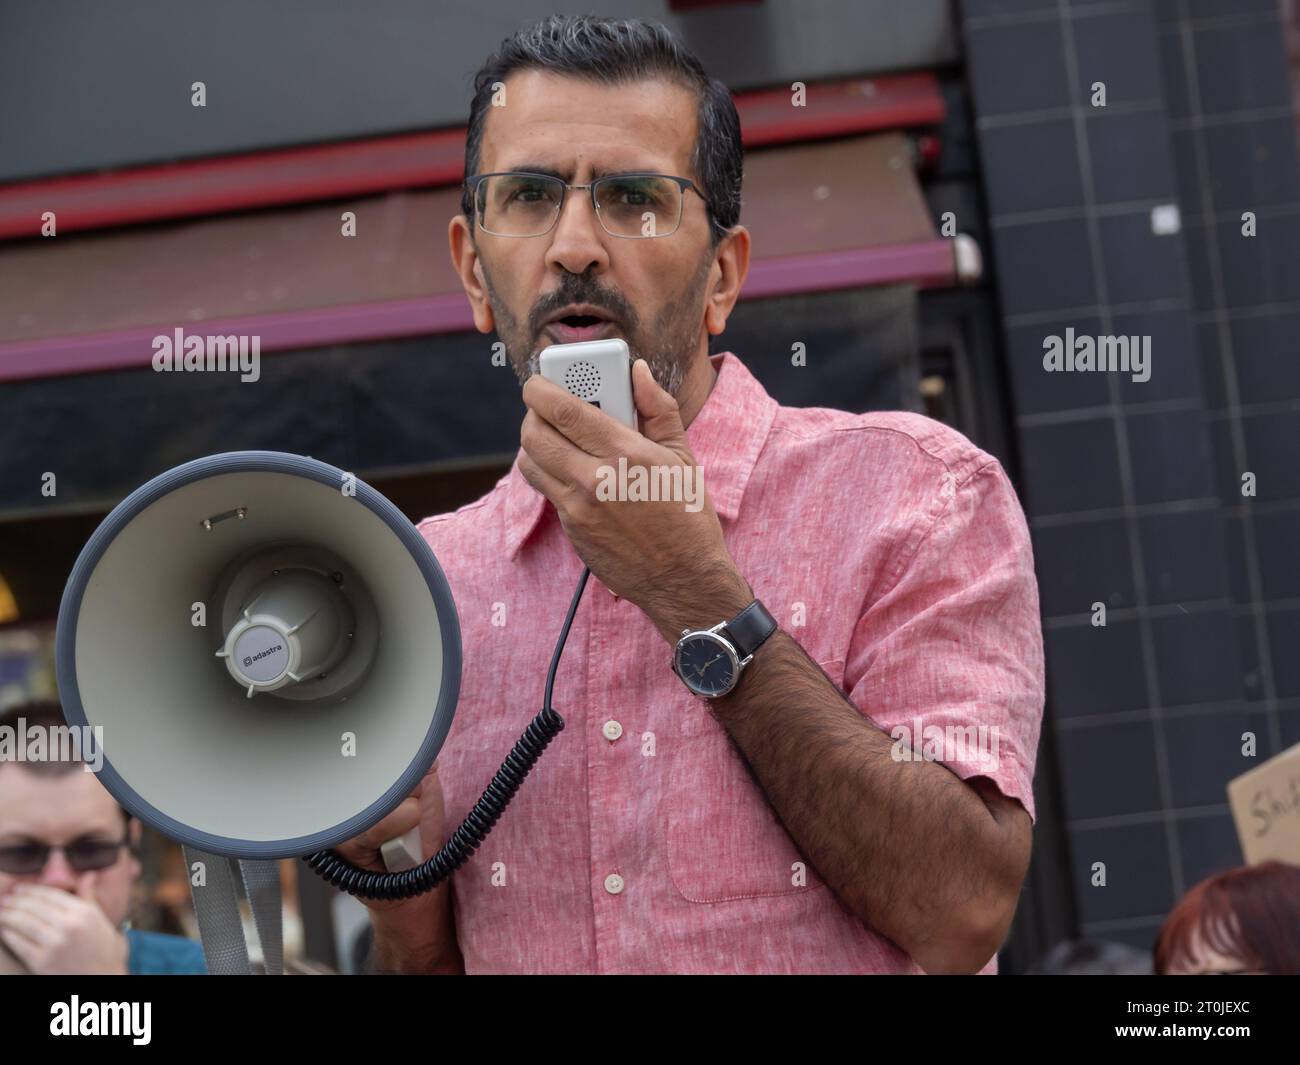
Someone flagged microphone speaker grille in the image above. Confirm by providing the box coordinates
[564,361,601,400]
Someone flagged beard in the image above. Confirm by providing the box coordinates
[480,251,713,400]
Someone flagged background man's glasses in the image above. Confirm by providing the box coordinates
[465,171,710,238]
[0,838,129,875]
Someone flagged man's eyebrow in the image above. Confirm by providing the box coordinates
[496,164,668,180]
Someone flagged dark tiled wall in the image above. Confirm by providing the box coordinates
[960,0,1300,954]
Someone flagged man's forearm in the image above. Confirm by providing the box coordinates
[369,883,464,974]
[644,575,1019,973]
[712,630,1015,971]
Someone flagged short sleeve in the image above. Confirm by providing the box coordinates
[844,459,1045,822]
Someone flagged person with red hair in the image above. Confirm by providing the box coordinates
[1154,861,1300,975]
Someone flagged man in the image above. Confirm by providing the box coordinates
[341,15,1043,974]
[0,701,206,975]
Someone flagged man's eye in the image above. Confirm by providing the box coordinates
[610,183,652,205]
[509,184,553,203]
[0,844,44,866]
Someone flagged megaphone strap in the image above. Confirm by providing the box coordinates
[183,847,251,975]
[239,859,283,976]
[184,848,285,975]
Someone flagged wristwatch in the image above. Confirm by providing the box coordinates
[671,599,778,699]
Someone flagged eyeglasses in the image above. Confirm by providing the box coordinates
[0,837,129,875]
[464,171,712,238]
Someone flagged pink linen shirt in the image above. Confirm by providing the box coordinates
[417,349,1045,974]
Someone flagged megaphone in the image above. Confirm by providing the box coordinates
[55,452,585,973]
[55,452,463,864]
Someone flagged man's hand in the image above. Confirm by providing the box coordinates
[0,873,129,975]
[331,760,463,973]
[519,358,750,636]
[332,759,448,916]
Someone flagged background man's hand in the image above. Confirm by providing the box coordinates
[0,872,130,975]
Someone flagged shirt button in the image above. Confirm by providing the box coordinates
[604,873,625,895]
[601,720,623,741]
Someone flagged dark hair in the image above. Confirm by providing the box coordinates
[461,15,742,247]
[1154,861,1300,974]
[0,699,132,827]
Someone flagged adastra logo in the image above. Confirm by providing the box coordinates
[243,644,284,667]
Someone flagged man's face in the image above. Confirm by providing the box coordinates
[0,768,139,925]
[457,69,721,396]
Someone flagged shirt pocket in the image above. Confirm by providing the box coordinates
[664,658,845,904]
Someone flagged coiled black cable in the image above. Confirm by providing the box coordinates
[304,565,591,900]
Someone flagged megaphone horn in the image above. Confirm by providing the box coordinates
[55,451,463,868]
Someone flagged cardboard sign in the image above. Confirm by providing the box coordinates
[1227,739,1300,865]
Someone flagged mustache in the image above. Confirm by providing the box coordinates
[531,286,635,332]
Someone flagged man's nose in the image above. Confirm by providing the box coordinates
[38,849,79,890]
[547,187,609,277]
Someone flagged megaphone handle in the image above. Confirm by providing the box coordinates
[380,827,423,872]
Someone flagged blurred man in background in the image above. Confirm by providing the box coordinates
[0,700,206,975]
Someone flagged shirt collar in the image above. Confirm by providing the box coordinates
[503,350,777,561]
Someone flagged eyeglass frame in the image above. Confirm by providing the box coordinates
[0,835,132,875]
[463,170,717,238]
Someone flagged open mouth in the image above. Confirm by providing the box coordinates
[545,312,616,342]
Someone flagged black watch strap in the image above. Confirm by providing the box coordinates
[721,600,777,659]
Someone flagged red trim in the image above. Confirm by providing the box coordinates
[0,241,955,382]
[737,73,945,148]
[0,296,473,383]
[743,240,955,298]
[0,73,943,240]
[0,130,467,240]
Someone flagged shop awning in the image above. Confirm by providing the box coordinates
[0,131,961,382]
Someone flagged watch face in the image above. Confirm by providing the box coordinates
[675,634,738,697]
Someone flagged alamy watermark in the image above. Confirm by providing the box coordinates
[595,456,704,513]
[152,328,260,383]
[0,717,103,773]
[890,720,1002,773]
[1042,328,1151,383]
[50,997,150,1045]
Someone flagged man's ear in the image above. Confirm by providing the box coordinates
[449,214,495,334]
[126,817,143,857]
[703,224,750,337]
